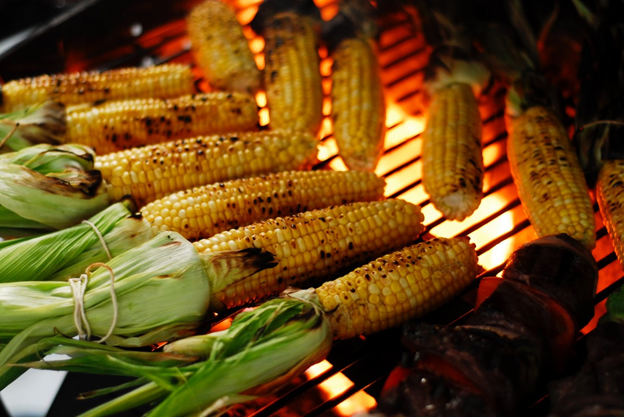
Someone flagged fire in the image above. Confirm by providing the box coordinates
[228,0,526,414]
[255,91,270,126]
[305,360,377,416]
[470,196,516,271]
[384,114,425,149]
[385,102,409,127]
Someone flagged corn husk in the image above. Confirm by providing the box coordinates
[602,284,624,324]
[0,232,212,390]
[0,201,153,283]
[0,101,65,152]
[20,297,332,417]
[0,144,110,230]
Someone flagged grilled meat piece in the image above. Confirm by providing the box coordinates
[375,368,498,417]
[502,234,598,326]
[400,322,541,415]
[371,234,598,417]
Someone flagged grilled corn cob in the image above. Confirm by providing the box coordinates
[0,64,194,113]
[194,199,426,310]
[187,0,261,95]
[254,6,323,133]
[597,160,624,268]
[141,170,386,240]
[66,92,258,154]
[508,106,595,248]
[411,1,490,221]
[310,236,478,339]
[422,82,484,220]
[330,35,386,172]
[96,130,318,207]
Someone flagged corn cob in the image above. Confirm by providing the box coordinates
[96,130,318,207]
[421,82,484,221]
[330,36,386,172]
[141,170,386,240]
[194,199,426,310]
[507,106,595,248]
[261,12,324,133]
[314,236,479,339]
[66,92,259,154]
[187,0,261,95]
[597,160,624,268]
[0,64,194,113]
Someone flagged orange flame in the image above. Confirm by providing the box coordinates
[305,360,377,416]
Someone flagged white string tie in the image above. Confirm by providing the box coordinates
[69,273,90,340]
[82,220,113,260]
[69,262,118,344]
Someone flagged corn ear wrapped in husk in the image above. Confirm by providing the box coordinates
[19,297,331,417]
[0,144,110,231]
[0,230,274,390]
[0,201,153,283]
[0,101,65,152]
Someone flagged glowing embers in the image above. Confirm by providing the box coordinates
[235,1,261,26]
[305,360,377,416]
[255,91,270,126]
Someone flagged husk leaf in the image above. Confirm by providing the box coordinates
[0,201,152,283]
[0,144,110,229]
[17,298,332,417]
[0,101,65,152]
[0,232,212,390]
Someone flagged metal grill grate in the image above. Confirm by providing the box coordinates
[0,0,622,416]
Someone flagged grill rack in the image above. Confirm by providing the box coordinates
[0,0,623,416]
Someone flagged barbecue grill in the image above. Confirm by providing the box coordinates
[0,0,622,416]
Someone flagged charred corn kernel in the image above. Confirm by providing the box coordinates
[507,106,595,248]
[66,92,258,154]
[422,83,484,221]
[96,130,318,207]
[317,236,478,339]
[262,13,323,133]
[195,199,425,310]
[330,36,386,172]
[187,0,261,95]
[597,160,624,268]
[141,170,385,240]
[0,64,194,112]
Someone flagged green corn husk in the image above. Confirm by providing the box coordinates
[410,1,491,95]
[0,200,154,283]
[0,232,211,390]
[0,143,93,172]
[0,230,277,390]
[0,144,110,230]
[19,297,332,417]
[472,15,562,119]
[0,101,66,152]
[602,284,624,324]
[573,23,624,186]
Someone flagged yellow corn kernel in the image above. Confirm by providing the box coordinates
[317,236,479,339]
[187,0,261,95]
[65,92,258,154]
[195,199,426,310]
[141,169,386,240]
[331,36,386,172]
[597,159,624,268]
[262,13,323,134]
[0,64,194,112]
[507,106,595,248]
[96,130,318,207]
[422,83,484,221]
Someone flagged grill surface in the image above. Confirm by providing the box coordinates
[0,0,622,416]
